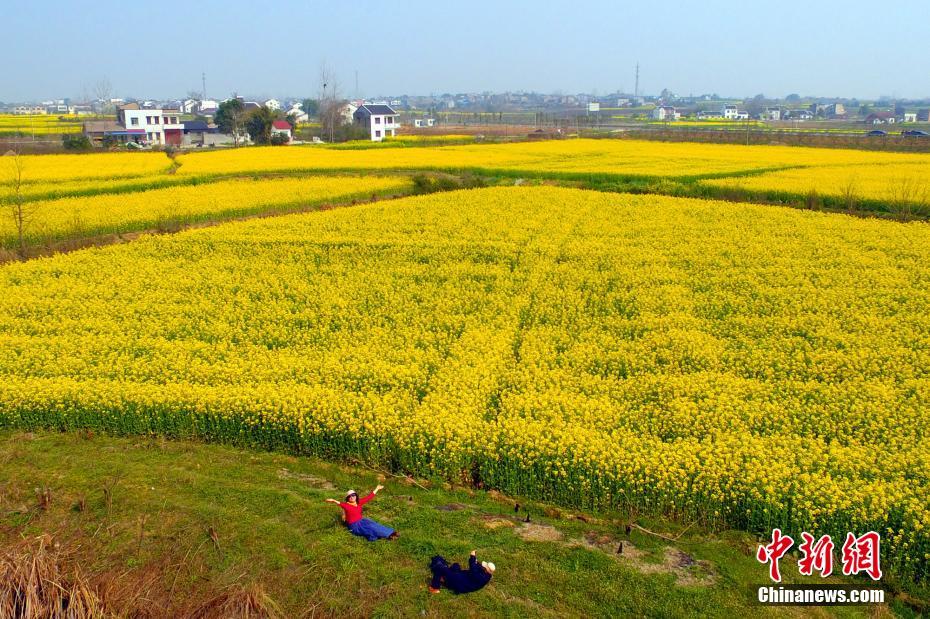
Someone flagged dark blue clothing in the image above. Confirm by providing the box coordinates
[430,555,492,594]
[347,517,394,541]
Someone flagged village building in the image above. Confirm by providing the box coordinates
[353,103,399,141]
[651,106,680,121]
[116,103,184,146]
[270,119,292,142]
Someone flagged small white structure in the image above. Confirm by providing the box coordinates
[287,104,309,124]
[723,105,740,119]
[271,120,292,142]
[904,112,917,123]
[414,118,435,128]
[697,110,723,120]
[762,107,782,121]
[198,100,218,114]
[264,98,281,111]
[651,106,679,121]
[181,99,198,114]
[12,106,47,115]
[339,102,359,125]
[353,103,399,141]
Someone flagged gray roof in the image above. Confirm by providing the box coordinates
[358,104,396,116]
[83,120,123,133]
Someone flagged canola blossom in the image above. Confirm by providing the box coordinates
[0,175,410,248]
[7,139,930,210]
[173,139,930,183]
[2,151,174,184]
[1,186,928,581]
[0,114,86,135]
[702,163,930,204]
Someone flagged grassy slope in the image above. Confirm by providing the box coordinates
[0,431,910,618]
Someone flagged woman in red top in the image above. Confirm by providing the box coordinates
[326,484,398,541]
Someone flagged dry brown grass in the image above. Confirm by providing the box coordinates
[185,583,282,619]
[0,534,106,618]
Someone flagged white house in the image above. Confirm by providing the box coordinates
[904,112,917,123]
[339,102,359,125]
[12,106,47,115]
[271,120,292,142]
[784,109,814,121]
[697,110,723,120]
[414,118,435,128]
[651,106,679,121]
[264,99,281,111]
[354,104,399,141]
[287,104,309,123]
[762,107,782,121]
[198,100,218,115]
[117,103,184,146]
[181,99,198,114]
[723,105,740,119]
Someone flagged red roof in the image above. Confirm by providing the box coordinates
[272,120,291,130]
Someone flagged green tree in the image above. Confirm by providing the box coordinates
[301,98,320,116]
[62,134,92,151]
[215,98,246,146]
[245,106,277,145]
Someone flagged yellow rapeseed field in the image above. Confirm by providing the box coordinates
[1,186,928,580]
[703,163,930,203]
[0,114,85,135]
[6,139,930,211]
[0,175,410,247]
[2,151,174,184]
[172,138,930,182]
[174,139,805,177]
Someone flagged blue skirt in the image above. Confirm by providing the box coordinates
[348,517,395,541]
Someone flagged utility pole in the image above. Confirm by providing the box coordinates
[634,63,640,99]
[202,72,207,99]
[355,70,359,99]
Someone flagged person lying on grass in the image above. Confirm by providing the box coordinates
[428,550,495,594]
[325,485,398,541]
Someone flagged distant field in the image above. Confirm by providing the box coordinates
[6,139,930,222]
[703,163,930,204]
[0,175,410,249]
[0,113,90,136]
[171,138,873,178]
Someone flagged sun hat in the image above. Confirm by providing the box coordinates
[345,489,358,500]
[481,561,496,573]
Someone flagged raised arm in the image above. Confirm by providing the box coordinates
[359,485,385,506]
[469,550,478,569]
[325,498,341,505]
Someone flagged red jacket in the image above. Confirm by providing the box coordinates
[338,492,374,525]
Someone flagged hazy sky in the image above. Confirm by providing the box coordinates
[4,0,929,102]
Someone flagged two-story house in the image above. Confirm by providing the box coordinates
[353,104,399,141]
[117,103,184,146]
[651,106,679,121]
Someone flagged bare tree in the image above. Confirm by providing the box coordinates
[318,63,343,143]
[92,78,114,115]
[4,152,39,257]
[92,78,112,102]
